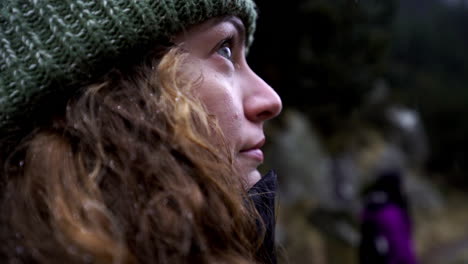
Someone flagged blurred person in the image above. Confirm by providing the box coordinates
[359,170,419,264]
[0,0,282,263]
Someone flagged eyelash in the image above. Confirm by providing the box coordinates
[217,36,235,61]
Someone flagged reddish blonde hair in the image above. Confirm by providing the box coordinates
[0,47,262,263]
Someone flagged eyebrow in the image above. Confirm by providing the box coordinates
[220,16,246,45]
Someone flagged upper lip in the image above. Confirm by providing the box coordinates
[240,138,265,152]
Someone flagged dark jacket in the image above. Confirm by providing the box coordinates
[248,170,278,264]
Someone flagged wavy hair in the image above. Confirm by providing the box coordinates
[0,47,262,263]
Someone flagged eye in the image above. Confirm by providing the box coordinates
[218,46,232,60]
[217,39,233,61]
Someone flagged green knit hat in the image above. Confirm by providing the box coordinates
[0,0,257,136]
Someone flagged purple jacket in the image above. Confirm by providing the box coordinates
[360,203,418,264]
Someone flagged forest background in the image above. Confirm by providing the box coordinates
[249,0,468,263]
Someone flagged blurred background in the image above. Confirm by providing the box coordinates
[249,0,468,263]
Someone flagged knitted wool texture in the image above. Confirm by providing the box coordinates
[0,0,257,135]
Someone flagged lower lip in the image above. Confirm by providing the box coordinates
[240,149,264,162]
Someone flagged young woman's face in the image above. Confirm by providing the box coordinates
[174,17,282,188]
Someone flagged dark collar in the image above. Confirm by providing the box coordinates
[248,170,278,264]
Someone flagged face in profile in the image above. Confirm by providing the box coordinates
[174,17,282,188]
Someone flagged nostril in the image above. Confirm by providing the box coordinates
[257,110,274,121]
[258,110,277,121]
[253,95,282,122]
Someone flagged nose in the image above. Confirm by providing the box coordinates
[243,67,282,123]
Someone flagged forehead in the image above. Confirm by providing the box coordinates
[173,16,245,43]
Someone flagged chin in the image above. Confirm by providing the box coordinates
[245,169,261,189]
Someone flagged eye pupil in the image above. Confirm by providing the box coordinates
[219,46,232,60]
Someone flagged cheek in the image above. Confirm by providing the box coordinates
[197,78,243,143]
[214,97,242,141]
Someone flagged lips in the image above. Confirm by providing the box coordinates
[240,138,265,162]
[240,148,264,162]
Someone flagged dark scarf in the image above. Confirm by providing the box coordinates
[248,170,278,264]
